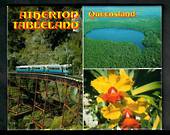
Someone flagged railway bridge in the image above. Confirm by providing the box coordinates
[8,72,82,129]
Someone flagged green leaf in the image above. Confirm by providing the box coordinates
[44,118,53,128]
[50,116,62,129]
[152,115,160,130]
[94,69,108,77]
[97,102,106,108]
[131,81,161,96]
[129,70,134,79]
[90,70,101,78]
[152,91,162,98]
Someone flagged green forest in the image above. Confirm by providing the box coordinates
[8,6,82,76]
[84,17,161,68]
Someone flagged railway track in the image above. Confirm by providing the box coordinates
[8,72,82,85]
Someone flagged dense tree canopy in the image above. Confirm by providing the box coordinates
[8,6,82,76]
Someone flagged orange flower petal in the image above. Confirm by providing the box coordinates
[120,118,141,130]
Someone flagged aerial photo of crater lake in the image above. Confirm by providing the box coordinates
[83,6,162,68]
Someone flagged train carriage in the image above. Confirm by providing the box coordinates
[16,64,72,75]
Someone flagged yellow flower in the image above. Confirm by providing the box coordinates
[124,97,150,116]
[124,97,136,105]
[116,69,134,92]
[108,123,117,129]
[91,75,116,94]
[137,97,149,106]
[134,106,147,114]
[96,96,104,103]
[134,98,149,115]
[101,104,121,120]
[91,69,134,94]
[144,115,150,121]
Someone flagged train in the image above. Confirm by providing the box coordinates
[16,64,72,75]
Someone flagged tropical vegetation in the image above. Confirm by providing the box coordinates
[84,69,162,130]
